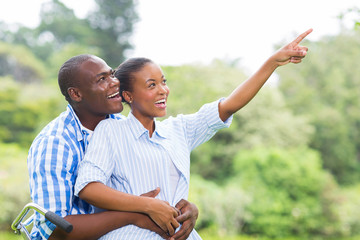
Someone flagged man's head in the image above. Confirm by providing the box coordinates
[58,54,123,123]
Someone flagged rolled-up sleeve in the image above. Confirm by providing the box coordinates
[179,98,233,151]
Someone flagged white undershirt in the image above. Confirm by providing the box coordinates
[169,160,180,198]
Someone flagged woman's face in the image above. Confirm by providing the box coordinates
[127,62,170,122]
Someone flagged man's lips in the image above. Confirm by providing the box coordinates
[107,92,121,99]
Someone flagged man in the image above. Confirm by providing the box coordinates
[28,54,198,240]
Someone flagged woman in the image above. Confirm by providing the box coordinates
[75,29,312,240]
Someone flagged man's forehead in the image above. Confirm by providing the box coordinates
[81,57,111,74]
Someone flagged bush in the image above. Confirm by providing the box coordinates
[189,175,251,235]
[0,143,30,231]
[231,147,342,238]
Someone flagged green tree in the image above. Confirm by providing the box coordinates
[0,143,30,230]
[0,0,138,67]
[232,147,342,238]
[88,0,139,67]
[0,41,46,83]
[0,77,64,147]
[277,30,360,184]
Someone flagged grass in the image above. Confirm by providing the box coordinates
[0,231,22,240]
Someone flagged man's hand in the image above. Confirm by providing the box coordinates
[140,187,161,198]
[169,199,199,240]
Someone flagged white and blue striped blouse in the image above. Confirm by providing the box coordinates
[27,104,124,239]
[75,99,232,240]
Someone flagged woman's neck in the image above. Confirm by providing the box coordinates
[132,112,155,137]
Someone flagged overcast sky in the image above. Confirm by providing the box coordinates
[1,0,359,72]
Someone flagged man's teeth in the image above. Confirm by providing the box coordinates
[107,92,119,99]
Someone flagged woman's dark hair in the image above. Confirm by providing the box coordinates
[115,57,153,103]
[58,54,94,103]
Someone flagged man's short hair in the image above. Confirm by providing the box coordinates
[58,54,94,103]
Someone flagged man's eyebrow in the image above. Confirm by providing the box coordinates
[96,69,113,78]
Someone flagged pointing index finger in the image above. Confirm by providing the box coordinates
[293,28,313,44]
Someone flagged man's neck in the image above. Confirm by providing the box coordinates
[72,107,107,131]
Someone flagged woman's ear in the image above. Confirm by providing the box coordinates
[68,87,82,102]
[122,91,133,104]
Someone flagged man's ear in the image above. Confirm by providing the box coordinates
[68,87,82,102]
[122,91,132,104]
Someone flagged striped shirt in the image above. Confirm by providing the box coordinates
[27,104,124,240]
[75,99,232,240]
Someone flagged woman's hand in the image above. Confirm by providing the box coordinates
[273,28,313,66]
[145,197,180,236]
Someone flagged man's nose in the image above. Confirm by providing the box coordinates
[109,75,120,86]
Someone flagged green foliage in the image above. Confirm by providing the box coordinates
[277,31,360,184]
[163,59,246,115]
[336,184,360,236]
[189,175,252,235]
[231,147,342,238]
[0,231,22,240]
[0,41,47,83]
[88,0,139,67]
[0,0,138,67]
[0,77,65,148]
[0,143,30,231]
[47,43,102,80]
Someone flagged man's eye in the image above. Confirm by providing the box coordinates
[163,79,167,84]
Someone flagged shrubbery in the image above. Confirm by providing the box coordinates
[189,147,360,239]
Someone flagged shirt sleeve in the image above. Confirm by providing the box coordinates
[28,136,76,239]
[74,120,115,196]
[180,98,233,151]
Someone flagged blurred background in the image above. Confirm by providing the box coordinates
[0,0,360,239]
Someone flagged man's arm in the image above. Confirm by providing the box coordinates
[50,188,168,240]
[49,211,168,240]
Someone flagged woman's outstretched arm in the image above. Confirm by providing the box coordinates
[219,28,313,121]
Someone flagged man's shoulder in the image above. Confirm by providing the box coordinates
[32,110,79,145]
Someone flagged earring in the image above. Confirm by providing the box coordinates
[129,100,132,104]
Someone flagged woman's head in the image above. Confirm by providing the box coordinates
[115,57,153,100]
[115,57,170,120]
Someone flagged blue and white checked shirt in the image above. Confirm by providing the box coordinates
[75,99,232,240]
[27,104,124,239]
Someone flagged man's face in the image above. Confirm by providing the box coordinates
[75,56,123,117]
